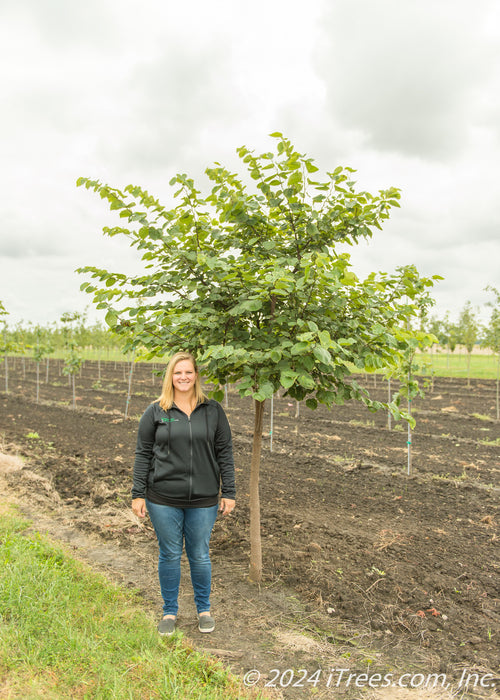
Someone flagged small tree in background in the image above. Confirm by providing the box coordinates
[77,134,440,582]
[0,302,18,394]
[60,312,84,409]
[0,302,7,392]
[457,301,480,387]
[441,312,459,368]
[31,325,54,404]
[386,306,437,474]
[427,314,448,354]
[483,285,500,421]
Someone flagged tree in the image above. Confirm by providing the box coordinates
[457,301,480,387]
[31,325,54,404]
[441,312,459,368]
[426,314,448,353]
[77,134,440,582]
[385,310,437,474]
[0,301,8,391]
[60,312,84,409]
[0,301,19,394]
[483,285,500,421]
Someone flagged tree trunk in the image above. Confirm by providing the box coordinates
[249,399,265,583]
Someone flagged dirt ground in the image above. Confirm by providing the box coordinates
[0,358,499,699]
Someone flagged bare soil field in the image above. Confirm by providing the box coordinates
[0,358,499,699]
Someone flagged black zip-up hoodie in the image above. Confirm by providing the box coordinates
[132,399,236,507]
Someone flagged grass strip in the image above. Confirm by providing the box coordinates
[0,504,260,700]
[415,352,499,380]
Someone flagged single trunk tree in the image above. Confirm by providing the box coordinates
[77,134,440,582]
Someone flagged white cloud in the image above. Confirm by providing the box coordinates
[317,0,500,159]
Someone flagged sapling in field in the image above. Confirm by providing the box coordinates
[383,325,436,475]
[60,312,84,409]
[77,134,440,582]
[483,285,500,421]
[0,302,20,394]
[457,301,480,388]
[441,312,460,369]
[124,352,135,418]
[31,326,54,404]
[0,301,7,393]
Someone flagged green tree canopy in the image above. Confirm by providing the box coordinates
[78,134,438,414]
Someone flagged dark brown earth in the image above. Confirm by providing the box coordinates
[0,357,499,699]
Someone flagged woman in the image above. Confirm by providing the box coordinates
[132,351,236,636]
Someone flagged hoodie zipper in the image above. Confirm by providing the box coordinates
[188,414,193,500]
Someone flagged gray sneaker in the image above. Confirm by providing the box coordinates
[198,614,215,633]
[157,617,176,636]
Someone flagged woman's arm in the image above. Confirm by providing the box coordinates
[131,404,156,499]
[214,403,236,500]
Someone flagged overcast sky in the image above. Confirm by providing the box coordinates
[1,0,499,329]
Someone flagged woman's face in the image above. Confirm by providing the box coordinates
[172,359,197,395]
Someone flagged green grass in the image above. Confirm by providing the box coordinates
[415,351,499,380]
[347,353,499,381]
[478,437,500,446]
[0,504,259,700]
[472,413,495,422]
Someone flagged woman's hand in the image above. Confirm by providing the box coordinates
[132,498,146,518]
[219,498,235,516]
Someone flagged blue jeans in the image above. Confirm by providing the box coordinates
[146,501,218,616]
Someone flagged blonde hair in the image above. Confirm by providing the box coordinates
[157,351,207,411]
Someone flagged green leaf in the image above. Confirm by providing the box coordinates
[306,398,318,410]
[313,346,332,365]
[280,370,298,389]
[298,374,316,390]
[258,381,275,399]
[318,330,332,348]
[105,309,118,328]
[340,272,358,286]
[291,341,309,355]
[288,171,302,187]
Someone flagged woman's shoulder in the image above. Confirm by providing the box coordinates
[142,400,163,416]
[203,397,224,410]
[202,398,230,422]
